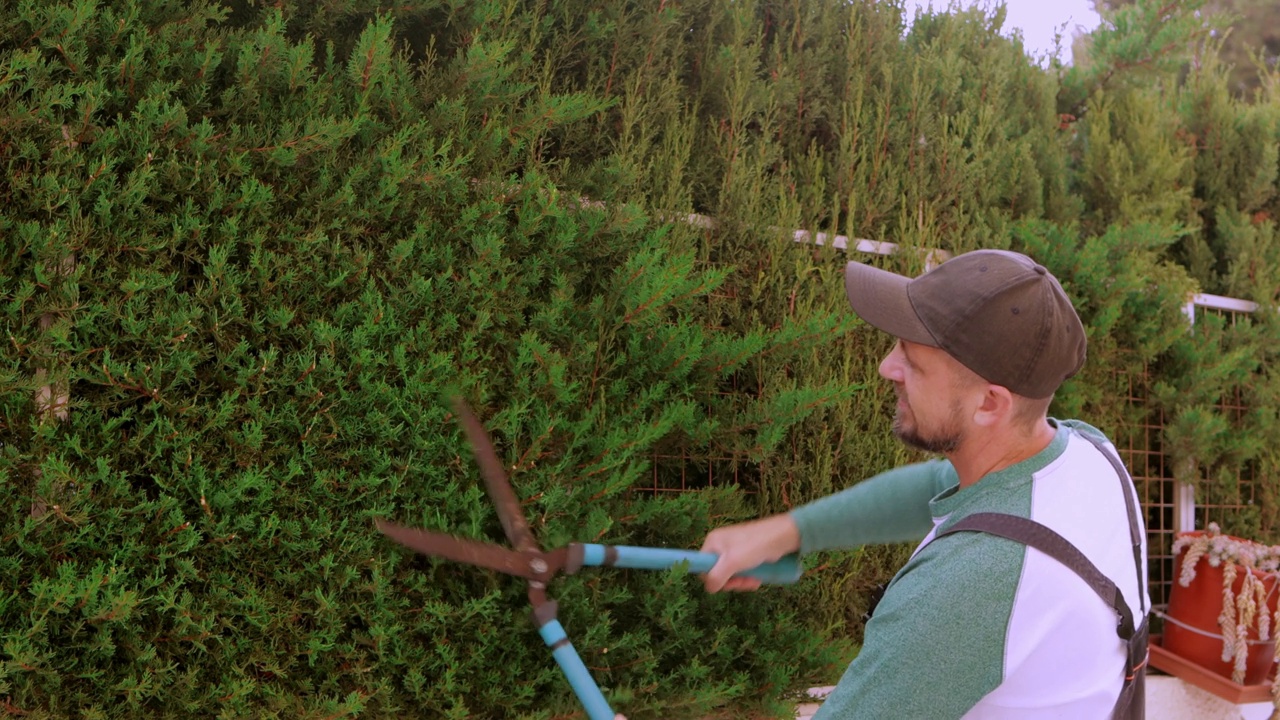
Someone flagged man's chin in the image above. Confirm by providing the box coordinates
[891,422,920,448]
[893,428,922,450]
[894,426,960,454]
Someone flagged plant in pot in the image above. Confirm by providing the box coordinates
[1168,523,1280,707]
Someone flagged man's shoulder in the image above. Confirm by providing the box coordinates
[1054,418,1117,452]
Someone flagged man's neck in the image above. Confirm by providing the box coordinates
[948,419,1056,489]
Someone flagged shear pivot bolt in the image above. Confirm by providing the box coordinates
[530,558,548,574]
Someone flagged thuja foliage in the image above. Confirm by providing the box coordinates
[1,0,1279,717]
[0,2,850,718]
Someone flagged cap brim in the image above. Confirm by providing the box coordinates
[844,261,937,346]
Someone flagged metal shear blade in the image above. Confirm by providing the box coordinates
[374,519,541,580]
[453,398,541,556]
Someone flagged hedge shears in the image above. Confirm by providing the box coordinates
[376,399,801,720]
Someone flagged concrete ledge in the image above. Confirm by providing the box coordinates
[1147,674,1275,720]
[795,678,1276,719]
[795,686,833,720]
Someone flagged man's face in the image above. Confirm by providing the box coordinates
[877,340,975,454]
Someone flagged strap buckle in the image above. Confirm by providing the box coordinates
[1125,649,1149,681]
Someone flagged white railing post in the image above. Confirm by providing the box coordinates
[1174,294,1260,533]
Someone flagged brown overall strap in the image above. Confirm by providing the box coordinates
[939,513,1136,638]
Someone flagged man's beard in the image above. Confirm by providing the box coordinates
[892,402,963,454]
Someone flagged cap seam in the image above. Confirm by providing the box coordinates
[925,271,1029,378]
[1015,280,1054,396]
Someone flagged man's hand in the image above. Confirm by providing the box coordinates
[699,513,801,593]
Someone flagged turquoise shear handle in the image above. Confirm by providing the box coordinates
[538,618,615,720]
[577,545,801,584]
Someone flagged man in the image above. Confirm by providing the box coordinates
[701,250,1148,719]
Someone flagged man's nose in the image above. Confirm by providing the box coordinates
[879,346,904,382]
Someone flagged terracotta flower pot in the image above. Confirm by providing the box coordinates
[1165,531,1280,686]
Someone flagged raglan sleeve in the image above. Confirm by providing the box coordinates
[789,459,955,553]
[812,531,1022,719]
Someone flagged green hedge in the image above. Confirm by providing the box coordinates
[1,0,1278,717]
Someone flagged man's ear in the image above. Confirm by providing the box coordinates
[971,384,1014,429]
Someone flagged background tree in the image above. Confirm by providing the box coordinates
[1093,0,1280,97]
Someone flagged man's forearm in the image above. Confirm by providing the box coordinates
[790,460,949,553]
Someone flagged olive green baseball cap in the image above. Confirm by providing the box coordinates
[844,250,1086,399]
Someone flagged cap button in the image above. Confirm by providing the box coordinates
[1034,265,1047,275]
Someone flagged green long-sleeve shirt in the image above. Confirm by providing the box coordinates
[790,420,1147,719]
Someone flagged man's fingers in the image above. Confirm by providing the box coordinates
[703,572,762,593]
[720,576,762,592]
[704,557,733,593]
[703,557,765,593]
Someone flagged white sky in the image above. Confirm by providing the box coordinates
[900,0,1103,63]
